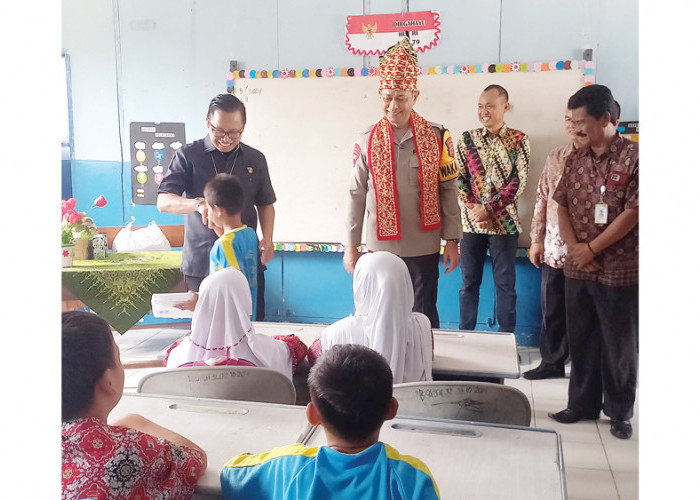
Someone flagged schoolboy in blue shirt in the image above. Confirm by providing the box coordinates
[205,173,258,314]
[176,173,259,316]
[220,344,440,499]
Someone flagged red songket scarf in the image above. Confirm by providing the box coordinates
[368,110,441,240]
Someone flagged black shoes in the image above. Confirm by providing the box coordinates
[610,420,633,439]
[522,364,565,380]
[548,408,599,424]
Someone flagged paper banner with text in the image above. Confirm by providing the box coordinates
[345,11,441,55]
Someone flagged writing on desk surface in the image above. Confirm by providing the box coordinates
[417,385,487,402]
[187,371,247,383]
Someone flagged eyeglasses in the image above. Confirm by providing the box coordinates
[208,122,243,139]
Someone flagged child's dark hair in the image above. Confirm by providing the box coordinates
[62,311,116,421]
[204,173,244,216]
[308,344,393,442]
[568,84,615,122]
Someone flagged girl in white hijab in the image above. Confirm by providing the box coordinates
[317,251,433,383]
[165,267,306,380]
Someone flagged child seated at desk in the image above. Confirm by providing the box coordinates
[165,266,307,377]
[176,173,259,316]
[309,251,433,383]
[220,344,440,499]
[61,311,207,499]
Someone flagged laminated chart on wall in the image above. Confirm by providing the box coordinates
[129,122,186,205]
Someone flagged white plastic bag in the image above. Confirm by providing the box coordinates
[112,217,172,252]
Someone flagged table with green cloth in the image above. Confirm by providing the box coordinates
[61,251,185,334]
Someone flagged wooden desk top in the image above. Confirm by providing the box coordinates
[110,393,312,496]
[252,322,521,380]
[305,417,566,500]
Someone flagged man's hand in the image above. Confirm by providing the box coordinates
[442,240,460,274]
[466,203,490,223]
[529,242,544,268]
[568,242,595,269]
[343,246,360,274]
[259,238,274,265]
[197,203,209,227]
[174,291,198,312]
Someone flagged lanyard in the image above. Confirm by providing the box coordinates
[210,146,240,176]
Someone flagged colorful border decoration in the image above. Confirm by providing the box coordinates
[271,243,530,256]
[226,59,595,90]
[235,59,593,253]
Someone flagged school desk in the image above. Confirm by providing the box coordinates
[304,416,567,500]
[110,393,314,498]
[252,322,520,383]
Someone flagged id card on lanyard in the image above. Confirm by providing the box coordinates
[595,185,608,225]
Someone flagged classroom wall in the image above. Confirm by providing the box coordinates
[61,0,638,344]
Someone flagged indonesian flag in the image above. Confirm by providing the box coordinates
[345,11,441,56]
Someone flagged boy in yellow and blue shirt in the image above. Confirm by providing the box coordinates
[220,344,440,499]
[204,173,259,317]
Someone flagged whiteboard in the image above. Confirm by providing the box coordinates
[233,68,584,246]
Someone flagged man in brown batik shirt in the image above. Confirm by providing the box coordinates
[548,85,639,440]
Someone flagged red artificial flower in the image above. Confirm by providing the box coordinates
[67,210,83,224]
[94,195,107,208]
[65,198,77,211]
[62,250,70,257]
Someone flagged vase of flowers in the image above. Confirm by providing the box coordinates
[61,196,108,264]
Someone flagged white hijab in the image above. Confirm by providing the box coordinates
[166,267,292,379]
[321,251,433,383]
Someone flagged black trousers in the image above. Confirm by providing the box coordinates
[538,264,569,369]
[184,254,267,321]
[401,252,441,329]
[565,277,638,420]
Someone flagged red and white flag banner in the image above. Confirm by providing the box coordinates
[345,11,441,56]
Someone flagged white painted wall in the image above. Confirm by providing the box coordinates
[62,0,639,162]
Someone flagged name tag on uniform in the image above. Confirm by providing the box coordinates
[610,171,629,184]
[594,203,608,224]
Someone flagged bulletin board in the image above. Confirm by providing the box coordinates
[228,61,594,248]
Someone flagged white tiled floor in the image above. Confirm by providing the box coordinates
[115,328,638,500]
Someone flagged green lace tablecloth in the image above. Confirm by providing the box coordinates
[62,252,184,334]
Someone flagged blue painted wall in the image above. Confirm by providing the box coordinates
[63,0,637,345]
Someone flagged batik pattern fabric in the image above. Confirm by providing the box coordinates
[368,111,454,240]
[530,143,575,268]
[457,125,530,235]
[220,442,440,500]
[62,417,205,500]
[552,134,639,286]
[273,334,309,374]
[378,37,419,91]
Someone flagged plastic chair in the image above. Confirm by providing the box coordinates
[393,381,532,427]
[137,366,296,405]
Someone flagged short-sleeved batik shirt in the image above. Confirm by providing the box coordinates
[62,417,206,499]
[552,134,639,286]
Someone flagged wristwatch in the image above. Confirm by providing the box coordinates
[193,197,205,211]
